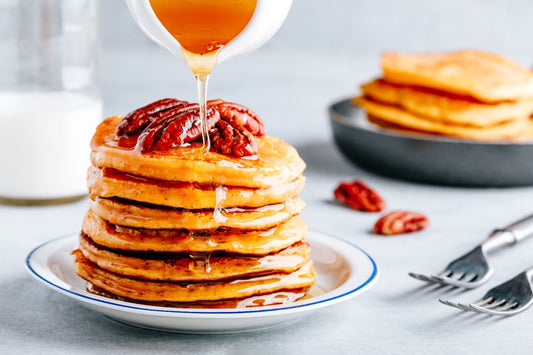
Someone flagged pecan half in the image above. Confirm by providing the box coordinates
[117,98,189,136]
[374,211,429,236]
[210,119,258,157]
[136,103,220,152]
[334,180,386,212]
[208,100,266,136]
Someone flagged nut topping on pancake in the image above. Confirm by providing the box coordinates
[117,98,189,136]
[208,100,266,136]
[116,98,266,157]
[210,119,259,157]
[136,103,220,152]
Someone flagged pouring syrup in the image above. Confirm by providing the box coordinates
[148,0,257,151]
[125,0,292,152]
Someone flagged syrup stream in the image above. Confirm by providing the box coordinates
[196,73,211,153]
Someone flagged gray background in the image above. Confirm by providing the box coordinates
[3,1,533,354]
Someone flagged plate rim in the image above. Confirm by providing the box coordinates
[25,231,379,318]
[329,97,533,147]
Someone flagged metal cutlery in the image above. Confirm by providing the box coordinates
[409,214,533,289]
[439,266,533,316]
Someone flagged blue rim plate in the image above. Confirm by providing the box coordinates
[25,231,379,334]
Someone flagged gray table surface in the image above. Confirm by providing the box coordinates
[3,42,533,354]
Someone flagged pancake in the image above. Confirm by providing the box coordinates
[381,50,533,102]
[88,166,306,209]
[74,251,316,303]
[361,79,533,127]
[78,233,310,282]
[87,283,310,308]
[82,209,307,255]
[354,96,529,140]
[89,196,305,230]
[91,116,306,189]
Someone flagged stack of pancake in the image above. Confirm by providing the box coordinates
[354,50,533,141]
[73,115,316,308]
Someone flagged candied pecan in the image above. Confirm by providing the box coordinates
[208,99,266,136]
[334,180,385,212]
[136,103,220,152]
[117,98,189,136]
[374,211,429,236]
[210,119,258,157]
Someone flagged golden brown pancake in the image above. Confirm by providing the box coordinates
[78,233,310,282]
[74,251,316,302]
[82,209,307,255]
[87,283,310,308]
[382,50,533,102]
[89,196,305,230]
[91,116,306,188]
[361,79,533,127]
[88,166,306,209]
[354,96,529,140]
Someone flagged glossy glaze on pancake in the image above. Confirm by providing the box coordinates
[89,196,305,230]
[354,96,529,140]
[88,166,306,209]
[382,50,533,102]
[78,233,311,282]
[82,210,307,255]
[361,79,533,127]
[91,116,306,188]
[74,251,316,303]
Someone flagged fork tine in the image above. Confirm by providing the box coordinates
[473,297,494,307]
[484,299,507,309]
[498,302,519,312]
[464,273,478,282]
[428,275,447,284]
[408,272,435,282]
[431,274,481,289]
[469,303,520,316]
[439,299,473,312]
[438,270,453,278]
[454,272,466,280]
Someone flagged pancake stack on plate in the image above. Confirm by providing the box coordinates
[354,50,533,141]
[73,101,316,308]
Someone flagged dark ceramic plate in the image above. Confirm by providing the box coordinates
[329,98,533,187]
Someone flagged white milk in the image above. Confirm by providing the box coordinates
[0,92,102,200]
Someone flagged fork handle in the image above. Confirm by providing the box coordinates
[483,214,533,252]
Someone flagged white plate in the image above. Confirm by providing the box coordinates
[25,231,379,334]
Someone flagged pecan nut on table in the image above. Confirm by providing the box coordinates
[116,98,266,157]
[373,211,429,236]
[334,180,386,212]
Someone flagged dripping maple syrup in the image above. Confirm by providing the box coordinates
[148,0,258,151]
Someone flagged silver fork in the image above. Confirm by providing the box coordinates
[439,267,533,316]
[409,214,533,289]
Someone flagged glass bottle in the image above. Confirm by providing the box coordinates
[0,0,102,204]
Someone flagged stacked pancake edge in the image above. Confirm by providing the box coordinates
[354,50,533,141]
[73,115,316,308]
